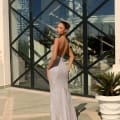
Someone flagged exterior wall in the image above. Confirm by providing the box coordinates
[0,0,11,88]
[113,0,120,73]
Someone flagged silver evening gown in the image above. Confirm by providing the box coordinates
[48,55,77,120]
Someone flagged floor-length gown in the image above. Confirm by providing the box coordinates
[48,56,77,120]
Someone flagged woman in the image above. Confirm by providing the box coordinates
[47,20,77,120]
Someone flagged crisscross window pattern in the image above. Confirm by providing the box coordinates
[9,0,114,96]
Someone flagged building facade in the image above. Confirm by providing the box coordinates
[0,0,119,96]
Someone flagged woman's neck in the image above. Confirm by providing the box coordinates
[58,34,66,38]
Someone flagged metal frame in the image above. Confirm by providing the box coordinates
[9,0,114,96]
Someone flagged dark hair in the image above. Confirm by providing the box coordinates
[59,20,70,30]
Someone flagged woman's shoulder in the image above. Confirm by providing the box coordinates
[54,37,60,41]
[53,38,60,45]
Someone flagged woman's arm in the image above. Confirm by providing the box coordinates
[67,46,74,72]
[47,38,59,70]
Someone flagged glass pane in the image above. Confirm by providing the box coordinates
[33,28,51,63]
[68,24,83,61]
[88,59,114,96]
[87,23,115,66]
[87,0,115,96]
[12,30,30,62]
[15,71,31,88]
[87,0,114,16]
[32,0,54,18]
[11,9,29,41]
[11,0,29,19]
[68,24,83,95]
[69,73,84,95]
[11,50,31,87]
[34,70,49,90]
[88,75,97,96]
[33,0,82,31]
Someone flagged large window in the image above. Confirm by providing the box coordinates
[9,0,115,96]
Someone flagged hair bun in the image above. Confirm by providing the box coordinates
[60,20,70,30]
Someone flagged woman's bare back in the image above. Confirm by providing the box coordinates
[57,37,69,57]
[47,36,74,72]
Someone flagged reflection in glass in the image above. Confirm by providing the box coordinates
[9,0,115,96]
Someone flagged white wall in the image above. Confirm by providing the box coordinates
[113,0,120,73]
[0,0,11,87]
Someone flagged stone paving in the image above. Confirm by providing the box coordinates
[0,87,101,120]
